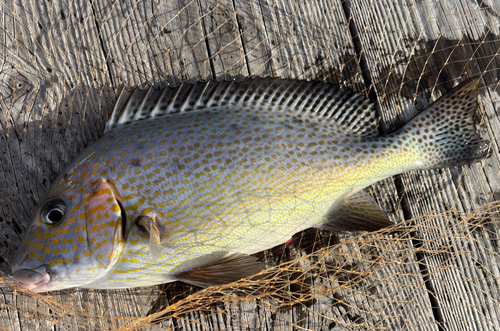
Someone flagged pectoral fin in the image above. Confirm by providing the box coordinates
[176,253,265,288]
[319,190,394,232]
[135,214,165,259]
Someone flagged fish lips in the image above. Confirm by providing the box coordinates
[12,265,54,292]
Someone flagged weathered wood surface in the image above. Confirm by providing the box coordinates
[0,0,500,330]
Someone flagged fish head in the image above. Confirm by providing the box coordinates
[12,171,126,292]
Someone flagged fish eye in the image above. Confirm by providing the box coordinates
[40,198,66,225]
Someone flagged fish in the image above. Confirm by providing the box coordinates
[11,77,488,292]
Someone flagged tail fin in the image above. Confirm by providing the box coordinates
[404,77,489,169]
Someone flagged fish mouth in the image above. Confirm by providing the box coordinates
[12,265,52,291]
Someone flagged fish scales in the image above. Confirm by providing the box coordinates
[12,77,488,291]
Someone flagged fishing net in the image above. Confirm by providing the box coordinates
[1,0,500,330]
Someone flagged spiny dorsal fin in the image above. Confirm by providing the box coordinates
[106,78,380,138]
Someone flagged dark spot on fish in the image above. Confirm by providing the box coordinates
[229,123,240,133]
[285,123,294,129]
[130,158,142,167]
[292,117,306,124]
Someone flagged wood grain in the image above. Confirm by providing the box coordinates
[1,0,499,330]
[347,1,500,329]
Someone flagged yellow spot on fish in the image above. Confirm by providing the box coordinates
[48,259,70,266]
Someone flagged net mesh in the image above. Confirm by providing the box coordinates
[1,0,500,330]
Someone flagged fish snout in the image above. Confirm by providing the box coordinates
[12,265,51,290]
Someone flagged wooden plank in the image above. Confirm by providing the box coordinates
[231,0,275,77]
[252,0,366,85]
[0,0,420,329]
[1,0,500,330]
[348,0,500,330]
[93,0,213,85]
[0,0,116,330]
[197,0,249,79]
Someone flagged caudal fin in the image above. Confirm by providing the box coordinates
[404,77,489,169]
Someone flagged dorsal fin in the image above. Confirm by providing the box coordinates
[105,78,380,137]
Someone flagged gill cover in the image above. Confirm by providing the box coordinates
[82,179,125,279]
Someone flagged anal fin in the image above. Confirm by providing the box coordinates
[175,253,265,288]
[319,190,394,232]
